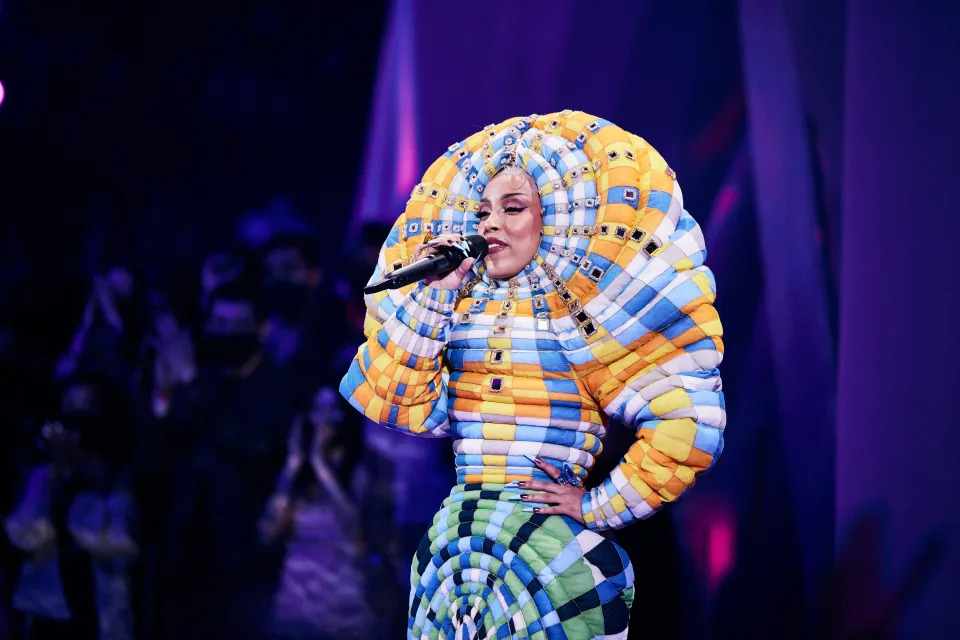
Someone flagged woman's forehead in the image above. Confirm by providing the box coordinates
[484,170,537,199]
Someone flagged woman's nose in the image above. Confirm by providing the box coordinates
[480,212,501,233]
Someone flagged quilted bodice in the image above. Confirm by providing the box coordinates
[445,268,606,484]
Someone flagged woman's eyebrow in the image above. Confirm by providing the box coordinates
[480,192,526,205]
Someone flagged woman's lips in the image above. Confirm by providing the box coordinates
[486,240,507,255]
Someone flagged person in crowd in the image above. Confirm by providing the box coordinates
[258,386,369,639]
[5,372,137,640]
[55,267,140,385]
[0,333,50,640]
[133,252,251,639]
[258,231,346,392]
[341,111,726,636]
[156,274,305,638]
[129,289,198,640]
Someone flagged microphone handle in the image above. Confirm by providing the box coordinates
[363,246,464,294]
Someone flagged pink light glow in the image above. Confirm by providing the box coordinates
[707,518,736,593]
[392,0,419,200]
[0,80,5,107]
[679,498,737,596]
[712,185,740,227]
[394,82,418,198]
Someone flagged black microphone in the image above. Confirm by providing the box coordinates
[364,235,488,294]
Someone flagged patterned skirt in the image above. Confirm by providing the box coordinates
[408,483,635,639]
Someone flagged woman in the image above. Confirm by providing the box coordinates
[341,110,725,638]
[258,386,372,639]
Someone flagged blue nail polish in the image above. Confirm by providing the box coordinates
[521,507,535,512]
[523,453,539,464]
[503,481,520,488]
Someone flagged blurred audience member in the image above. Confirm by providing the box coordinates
[259,386,369,639]
[157,275,306,638]
[337,222,391,344]
[148,312,198,421]
[199,251,247,313]
[5,372,136,640]
[259,232,345,394]
[55,268,139,384]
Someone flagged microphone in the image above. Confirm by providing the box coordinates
[364,235,488,294]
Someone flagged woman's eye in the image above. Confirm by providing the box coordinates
[477,211,490,220]
[504,206,526,213]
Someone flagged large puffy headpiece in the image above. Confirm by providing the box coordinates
[365,110,699,349]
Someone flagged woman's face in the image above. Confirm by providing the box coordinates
[477,169,543,279]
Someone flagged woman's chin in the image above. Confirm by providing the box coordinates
[484,258,522,280]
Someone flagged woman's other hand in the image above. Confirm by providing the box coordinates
[518,458,587,524]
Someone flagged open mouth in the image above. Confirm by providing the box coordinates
[485,238,508,255]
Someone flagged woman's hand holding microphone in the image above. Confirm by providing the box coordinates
[414,234,477,290]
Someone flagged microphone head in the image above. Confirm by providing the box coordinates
[463,235,489,261]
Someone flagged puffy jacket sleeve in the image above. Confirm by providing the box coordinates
[340,281,457,436]
[580,213,726,531]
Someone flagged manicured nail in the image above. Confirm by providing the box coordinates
[523,454,539,464]
[522,507,536,512]
[516,481,527,488]
[535,457,544,465]
[503,481,520,488]
[520,494,529,500]
[533,507,541,513]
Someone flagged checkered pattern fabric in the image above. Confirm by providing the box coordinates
[410,484,633,639]
[340,111,725,635]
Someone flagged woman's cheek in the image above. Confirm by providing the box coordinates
[516,214,541,262]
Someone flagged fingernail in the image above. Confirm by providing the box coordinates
[535,457,544,465]
[523,454,538,464]
[503,481,520,488]
[521,507,536,512]
[516,481,526,488]
[533,508,541,513]
[520,494,529,500]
